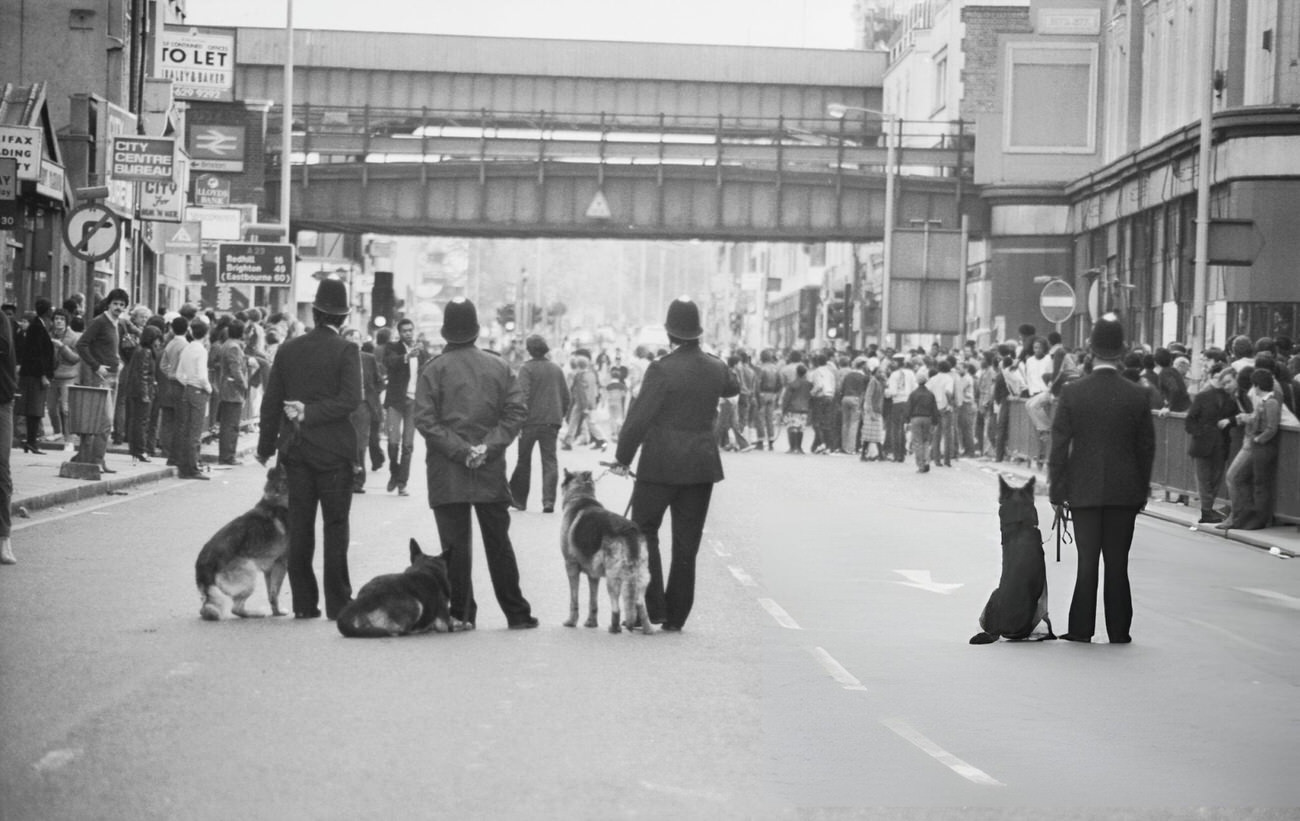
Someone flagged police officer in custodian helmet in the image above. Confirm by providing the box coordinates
[611,297,739,632]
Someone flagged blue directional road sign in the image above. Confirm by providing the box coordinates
[217,242,293,287]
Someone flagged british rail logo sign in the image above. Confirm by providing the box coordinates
[158,26,236,102]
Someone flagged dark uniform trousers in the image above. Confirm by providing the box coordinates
[631,481,714,626]
[432,502,531,626]
[1067,506,1138,640]
[285,457,354,617]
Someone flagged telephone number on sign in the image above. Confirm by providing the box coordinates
[175,88,228,100]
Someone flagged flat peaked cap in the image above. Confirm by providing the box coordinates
[664,296,703,340]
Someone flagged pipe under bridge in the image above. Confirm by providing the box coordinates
[267,105,972,241]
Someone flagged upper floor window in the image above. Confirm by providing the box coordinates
[932,50,949,116]
[1003,42,1098,154]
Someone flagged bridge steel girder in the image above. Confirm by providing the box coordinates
[235,28,884,132]
[274,163,964,242]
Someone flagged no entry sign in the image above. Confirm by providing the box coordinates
[1039,279,1076,325]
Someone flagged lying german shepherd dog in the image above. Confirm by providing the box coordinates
[336,539,453,638]
[195,465,290,620]
[561,470,652,634]
[969,475,1057,644]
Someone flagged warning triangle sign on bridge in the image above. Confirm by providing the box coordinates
[586,190,612,220]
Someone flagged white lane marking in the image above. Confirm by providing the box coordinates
[1235,588,1300,611]
[639,780,729,802]
[1182,617,1283,656]
[758,598,801,630]
[894,569,964,595]
[34,748,83,773]
[709,538,730,557]
[881,717,1004,787]
[809,646,868,691]
[728,565,758,587]
[167,661,199,678]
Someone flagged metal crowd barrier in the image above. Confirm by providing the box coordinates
[1002,398,1300,526]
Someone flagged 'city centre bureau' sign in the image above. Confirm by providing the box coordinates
[110,136,176,182]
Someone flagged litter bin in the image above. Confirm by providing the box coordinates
[67,386,110,435]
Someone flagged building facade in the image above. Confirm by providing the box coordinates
[885,0,1300,352]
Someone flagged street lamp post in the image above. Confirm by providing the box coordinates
[828,103,898,350]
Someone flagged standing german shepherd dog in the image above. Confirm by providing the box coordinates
[336,540,453,638]
[970,475,1057,644]
[195,465,290,620]
[561,470,652,634]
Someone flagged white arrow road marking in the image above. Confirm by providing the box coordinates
[809,647,868,691]
[881,717,1004,786]
[728,565,758,587]
[1235,588,1300,611]
[34,748,83,773]
[893,569,964,594]
[758,598,801,629]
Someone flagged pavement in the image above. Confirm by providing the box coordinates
[7,428,264,520]
[9,434,1298,559]
[962,455,1300,560]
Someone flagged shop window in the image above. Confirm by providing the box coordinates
[1004,43,1098,154]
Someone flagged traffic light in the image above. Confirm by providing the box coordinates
[530,304,544,325]
[496,304,516,332]
[797,287,819,340]
[370,271,395,331]
[826,300,845,339]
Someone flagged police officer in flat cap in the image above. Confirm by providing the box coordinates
[611,297,740,632]
[414,297,538,630]
[1049,313,1155,644]
[257,277,363,619]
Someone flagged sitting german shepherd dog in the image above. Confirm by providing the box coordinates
[969,475,1057,644]
[561,470,652,634]
[336,540,453,638]
[195,465,290,620]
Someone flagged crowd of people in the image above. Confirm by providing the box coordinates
[563,321,1298,529]
[2,286,1296,613]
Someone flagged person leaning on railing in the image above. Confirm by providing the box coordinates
[1183,364,1238,524]
[1218,368,1282,532]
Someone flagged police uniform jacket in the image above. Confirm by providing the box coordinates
[257,326,362,468]
[413,342,526,505]
[614,344,740,485]
[1048,367,1155,509]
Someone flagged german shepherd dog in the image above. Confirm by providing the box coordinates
[970,476,1056,644]
[336,540,453,638]
[195,465,290,620]
[560,470,652,634]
